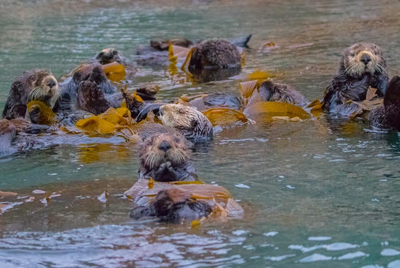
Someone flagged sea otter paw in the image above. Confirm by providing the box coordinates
[77,81,110,115]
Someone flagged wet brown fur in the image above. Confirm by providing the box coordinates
[2,70,59,120]
[189,40,241,70]
[159,104,213,140]
[95,48,122,65]
[55,63,115,115]
[369,76,400,131]
[322,43,388,116]
[139,132,197,182]
[247,80,307,106]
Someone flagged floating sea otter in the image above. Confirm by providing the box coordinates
[139,132,197,182]
[136,35,251,69]
[369,76,400,131]
[55,63,120,116]
[137,103,213,140]
[126,132,243,223]
[322,43,388,116]
[2,70,60,121]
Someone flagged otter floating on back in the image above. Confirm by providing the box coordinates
[139,132,197,182]
[322,43,388,116]
[2,69,60,120]
[137,103,213,141]
[127,131,243,223]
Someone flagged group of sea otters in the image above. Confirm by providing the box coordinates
[1,35,399,224]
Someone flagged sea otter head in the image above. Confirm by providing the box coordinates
[28,73,60,105]
[95,48,122,65]
[159,104,213,139]
[340,43,386,78]
[140,132,191,170]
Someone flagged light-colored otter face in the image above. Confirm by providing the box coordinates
[342,43,386,78]
[95,48,122,65]
[28,75,60,104]
[159,104,213,139]
[140,132,191,169]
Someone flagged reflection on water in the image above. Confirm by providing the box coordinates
[1,0,400,267]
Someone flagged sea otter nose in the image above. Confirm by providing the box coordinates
[159,140,172,152]
[361,54,371,65]
[47,80,56,88]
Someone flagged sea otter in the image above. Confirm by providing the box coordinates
[369,76,400,131]
[139,132,197,182]
[128,132,243,223]
[246,80,307,107]
[2,70,60,120]
[55,63,119,116]
[322,43,388,116]
[137,103,213,140]
[188,39,242,70]
[95,48,123,65]
[136,35,251,69]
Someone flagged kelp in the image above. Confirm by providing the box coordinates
[75,107,132,135]
[244,101,311,120]
[125,179,244,219]
[203,108,249,126]
[27,101,56,125]
[102,61,126,82]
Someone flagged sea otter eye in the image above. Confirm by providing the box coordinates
[350,52,355,57]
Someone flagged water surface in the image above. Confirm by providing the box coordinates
[1,0,400,267]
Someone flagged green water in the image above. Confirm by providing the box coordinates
[1,0,400,267]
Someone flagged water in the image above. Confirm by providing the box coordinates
[1,0,400,267]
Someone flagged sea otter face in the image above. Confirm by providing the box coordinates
[28,74,60,104]
[140,132,191,169]
[95,48,122,65]
[341,43,386,78]
[159,104,213,139]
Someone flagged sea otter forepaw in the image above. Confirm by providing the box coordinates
[77,81,110,115]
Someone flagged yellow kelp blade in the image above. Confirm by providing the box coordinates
[169,44,191,63]
[27,101,56,125]
[239,80,258,99]
[203,108,249,126]
[75,116,116,135]
[100,107,128,125]
[102,61,126,82]
[181,47,194,72]
[244,101,311,120]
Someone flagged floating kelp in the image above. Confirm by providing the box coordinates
[75,107,132,135]
[203,108,249,126]
[125,179,244,219]
[27,101,56,125]
[244,101,311,120]
[102,61,127,82]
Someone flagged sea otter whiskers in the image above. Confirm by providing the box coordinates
[2,70,59,120]
[322,43,388,116]
[159,104,213,140]
[139,132,197,182]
